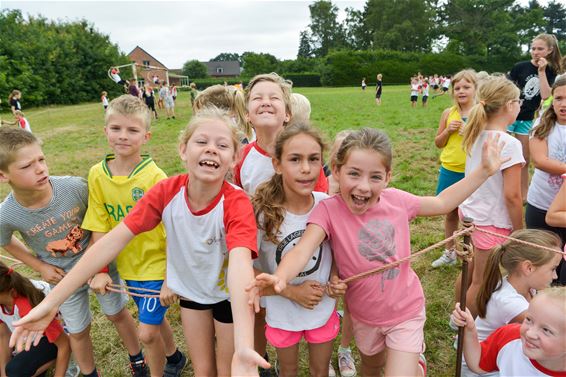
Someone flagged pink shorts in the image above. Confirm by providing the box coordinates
[352,309,426,356]
[470,225,511,250]
[265,311,340,349]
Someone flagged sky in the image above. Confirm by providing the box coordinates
[3,1,365,69]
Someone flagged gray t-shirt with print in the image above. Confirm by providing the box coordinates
[0,176,91,272]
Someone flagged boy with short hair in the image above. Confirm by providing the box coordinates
[83,95,186,377]
[0,128,142,377]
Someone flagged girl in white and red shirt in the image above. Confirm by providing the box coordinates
[0,262,70,377]
[8,107,270,376]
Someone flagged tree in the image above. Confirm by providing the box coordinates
[182,60,208,79]
[343,7,371,50]
[297,30,315,58]
[543,0,566,40]
[211,52,241,63]
[307,0,346,57]
[241,52,279,76]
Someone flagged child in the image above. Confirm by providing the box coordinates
[375,74,383,106]
[142,84,158,120]
[361,78,367,91]
[461,229,562,376]
[9,108,270,377]
[252,122,344,377]
[0,128,142,377]
[194,84,252,143]
[234,73,328,195]
[452,286,566,376]
[509,34,562,200]
[432,69,478,268]
[9,90,21,116]
[421,79,429,108]
[157,84,165,110]
[189,83,198,109]
[110,67,128,87]
[410,78,420,108]
[0,262,70,377]
[2,111,32,133]
[161,84,175,119]
[101,91,109,111]
[152,74,160,85]
[82,95,185,376]
[457,76,525,318]
[170,84,177,101]
[250,126,508,376]
[290,93,311,123]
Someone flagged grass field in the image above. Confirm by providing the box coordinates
[1,86,463,376]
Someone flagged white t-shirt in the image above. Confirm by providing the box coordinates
[124,175,257,304]
[460,131,525,228]
[527,123,566,211]
[443,78,451,89]
[257,192,335,331]
[411,84,420,96]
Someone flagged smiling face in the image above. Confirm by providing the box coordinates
[104,114,150,159]
[453,79,476,107]
[332,148,391,215]
[246,81,290,132]
[179,119,237,184]
[0,143,49,192]
[520,294,566,369]
[552,85,566,124]
[531,38,553,63]
[274,133,322,202]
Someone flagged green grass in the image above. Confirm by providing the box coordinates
[1,87,462,376]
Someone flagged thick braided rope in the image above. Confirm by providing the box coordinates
[342,227,473,284]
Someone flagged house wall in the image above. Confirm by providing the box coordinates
[128,47,168,87]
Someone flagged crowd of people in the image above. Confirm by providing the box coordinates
[0,32,565,377]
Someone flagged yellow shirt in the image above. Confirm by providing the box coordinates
[439,107,466,173]
[82,154,167,280]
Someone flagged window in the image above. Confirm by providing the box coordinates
[216,67,224,74]
[143,60,150,67]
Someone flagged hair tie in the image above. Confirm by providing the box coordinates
[5,268,13,276]
[479,100,486,106]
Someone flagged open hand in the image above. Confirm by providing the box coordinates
[481,133,511,176]
[246,273,285,312]
[232,347,270,376]
[10,303,59,352]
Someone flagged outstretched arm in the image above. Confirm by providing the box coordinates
[10,222,135,351]
[418,133,510,216]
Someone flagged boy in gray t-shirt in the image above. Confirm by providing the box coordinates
[0,128,143,377]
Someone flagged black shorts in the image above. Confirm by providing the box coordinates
[422,96,428,103]
[179,299,233,323]
[442,87,449,92]
[411,95,418,102]
[433,85,439,90]
[376,91,382,99]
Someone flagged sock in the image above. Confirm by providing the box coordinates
[338,345,351,353]
[129,351,144,363]
[166,349,182,365]
[83,369,99,377]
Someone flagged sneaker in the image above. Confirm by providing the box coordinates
[129,359,148,377]
[329,361,337,377]
[338,349,356,377]
[431,249,457,268]
[418,353,427,377]
[164,351,187,377]
[65,359,80,377]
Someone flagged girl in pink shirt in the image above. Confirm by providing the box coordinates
[251,127,507,376]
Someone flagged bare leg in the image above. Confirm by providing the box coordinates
[276,343,300,377]
[214,319,235,377]
[383,348,421,377]
[444,208,460,250]
[68,325,95,374]
[308,341,335,377]
[465,247,492,318]
[138,323,165,376]
[181,308,216,376]
[360,349,386,377]
[105,307,141,356]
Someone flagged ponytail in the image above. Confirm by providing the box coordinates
[476,244,505,318]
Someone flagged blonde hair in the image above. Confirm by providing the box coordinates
[13,110,24,118]
[290,93,311,122]
[329,130,353,165]
[193,85,251,139]
[477,229,561,318]
[245,73,293,122]
[0,128,40,170]
[377,74,383,80]
[533,34,562,73]
[451,69,478,108]
[105,95,151,131]
[537,286,566,304]
[462,76,520,154]
[101,91,108,96]
[333,128,392,172]
[253,122,326,244]
[532,76,566,140]
[178,106,241,155]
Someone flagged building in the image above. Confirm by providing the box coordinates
[127,46,188,87]
[204,61,241,77]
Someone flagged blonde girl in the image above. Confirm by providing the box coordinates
[457,76,525,318]
[0,262,70,377]
[9,107,269,376]
[253,122,343,377]
[251,126,507,376]
[432,69,478,268]
[459,229,562,377]
[194,84,253,143]
[453,286,566,376]
[509,33,563,199]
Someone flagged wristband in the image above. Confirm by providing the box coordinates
[562,173,566,179]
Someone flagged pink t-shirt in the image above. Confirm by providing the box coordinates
[309,189,424,326]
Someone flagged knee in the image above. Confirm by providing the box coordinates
[138,325,160,345]
[69,326,90,342]
[105,307,128,323]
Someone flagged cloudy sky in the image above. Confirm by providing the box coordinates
[3,1,364,69]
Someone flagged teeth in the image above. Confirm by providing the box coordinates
[200,160,219,168]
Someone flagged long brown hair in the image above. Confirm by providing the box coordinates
[0,263,45,308]
[476,229,560,318]
[532,76,566,140]
[253,122,326,244]
[533,34,563,73]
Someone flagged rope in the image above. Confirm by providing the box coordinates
[106,285,160,299]
[342,227,473,284]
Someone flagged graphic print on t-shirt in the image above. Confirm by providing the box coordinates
[358,219,399,292]
[523,74,540,100]
[276,229,323,277]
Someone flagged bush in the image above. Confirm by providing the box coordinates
[282,73,321,87]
